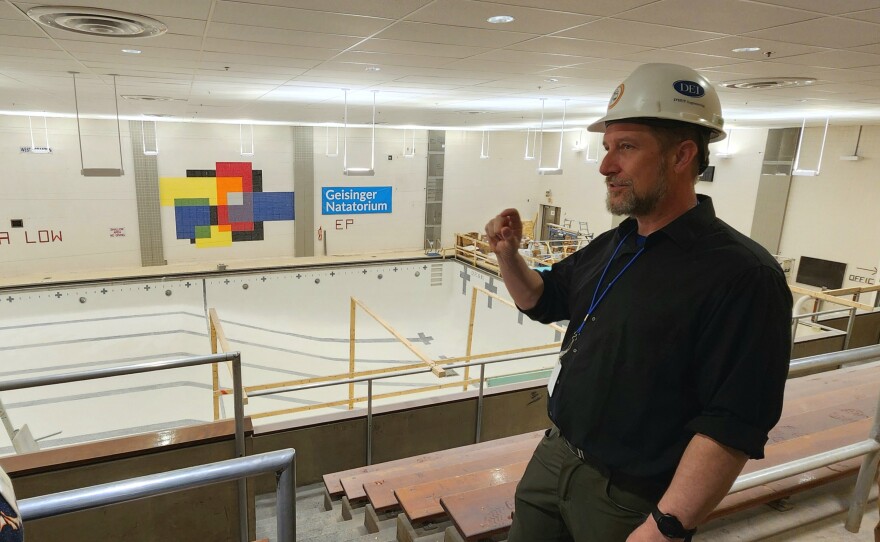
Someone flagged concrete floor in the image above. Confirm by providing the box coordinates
[698,478,878,541]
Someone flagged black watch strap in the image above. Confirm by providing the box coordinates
[651,507,697,541]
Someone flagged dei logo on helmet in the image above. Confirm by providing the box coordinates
[673,80,705,98]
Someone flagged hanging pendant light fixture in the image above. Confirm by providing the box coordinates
[480,130,490,159]
[585,131,599,164]
[343,89,376,176]
[326,126,339,157]
[28,115,51,153]
[403,128,415,158]
[239,123,254,156]
[71,71,125,176]
[524,126,537,160]
[537,99,566,175]
[792,118,829,176]
[142,119,158,155]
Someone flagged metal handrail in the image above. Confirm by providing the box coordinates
[0,352,249,542]
[18,449,297,542]
[789,344,880,377]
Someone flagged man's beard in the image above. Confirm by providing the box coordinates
[605,159,668,216]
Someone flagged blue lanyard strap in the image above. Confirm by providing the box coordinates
[572,230,645,337]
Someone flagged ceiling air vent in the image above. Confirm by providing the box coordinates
[720,77,816,90]
[27,6,167,38]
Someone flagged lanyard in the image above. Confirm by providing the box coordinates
[569,230,645,341]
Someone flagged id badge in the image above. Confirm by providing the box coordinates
[547,357,562,396]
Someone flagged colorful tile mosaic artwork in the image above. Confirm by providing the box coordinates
[160,162,294,248]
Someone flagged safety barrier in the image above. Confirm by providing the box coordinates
[18,448,296,542]
[0,353,250,541]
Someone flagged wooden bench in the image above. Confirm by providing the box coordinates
[434,362,880,541]
[321,430,543,511]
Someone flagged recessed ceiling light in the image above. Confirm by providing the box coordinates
[545,78,559,83]
[487,15,514,24]
[731,47,761,53]
[365,66,381,72]
[121,48,141,54]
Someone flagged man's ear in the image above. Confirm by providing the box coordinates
[672,140,699,175]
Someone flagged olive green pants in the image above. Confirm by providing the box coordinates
[508,427,659,542]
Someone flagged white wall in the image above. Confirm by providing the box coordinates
[313,127,428,255]
[779,125,880,293]
[4,114,879,300]
[0,116,141,277]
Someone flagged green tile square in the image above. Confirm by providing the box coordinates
[195,225,212,239]
[176,198,210,207]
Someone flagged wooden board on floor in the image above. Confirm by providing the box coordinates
[440,481,518,542]
[322,430,543,497]
[340,433,541,502]
[398,461,529,523]
[364,447,533,512]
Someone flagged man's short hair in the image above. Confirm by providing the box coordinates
[609,118,711,180]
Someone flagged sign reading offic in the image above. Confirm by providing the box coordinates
[322,187,392,215]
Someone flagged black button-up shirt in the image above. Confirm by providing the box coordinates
[522,196,792,480]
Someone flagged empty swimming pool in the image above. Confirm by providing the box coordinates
[0,258,559,455]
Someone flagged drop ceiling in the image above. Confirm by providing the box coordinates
[1,0,880,129]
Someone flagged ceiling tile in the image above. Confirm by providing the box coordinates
[373,21,537,47]
[212,2,393,36]
[218,0,433,18]
[841,7,880,22]
[557,18,723,48]
[442,58,555,75]
[203,38,341,60]
[354,38,489,58]
[405,0,597,34]
[751,0,880,15]
[769,50,880,69]
[852,43,880,55]
[470,49,601,67]
[507,36,650,57]
[469,0,657,17]
[0,17,44,37]
[611,50,750,70]
[617,0,819,34]
[670,36,825,59]
[745,17,880,49]
[207,23,362,50]
[333,51,454,68]
[200,51,324,68]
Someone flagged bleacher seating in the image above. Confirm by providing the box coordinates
[319,361,880,542]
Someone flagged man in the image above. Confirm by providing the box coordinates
[485,63,792,541]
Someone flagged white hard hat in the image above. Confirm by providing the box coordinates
[588,63,726,142]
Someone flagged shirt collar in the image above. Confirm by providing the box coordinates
[614,194,716,251]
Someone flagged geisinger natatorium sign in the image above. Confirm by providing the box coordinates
[322,187,392,215]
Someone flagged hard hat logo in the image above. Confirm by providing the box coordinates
[673,80,704,98]
[608,84,624,110]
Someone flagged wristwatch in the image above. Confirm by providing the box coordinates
[651,508,697,541]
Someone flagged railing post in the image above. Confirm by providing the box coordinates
[350,298,357,410]
[790,316,798,354]
[464,287,478,391]
[210,316,220,421]
[277,451,296,542]
[475,363,485,444]
[844,306,857,350]
[232,353,248,542]
[845,392,880,532]
[367,379,373,466]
